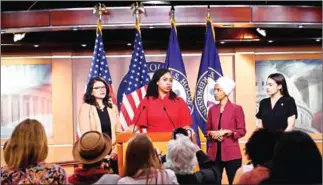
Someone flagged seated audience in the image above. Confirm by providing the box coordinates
[118,134,178,184]
[68,131,119,184]
[163,130,218,184]
[233,128,282,184]
[260,130,322,184]
[1,119,67,184]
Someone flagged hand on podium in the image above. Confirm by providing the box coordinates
[109,152,118,160]
[124,124,138,133]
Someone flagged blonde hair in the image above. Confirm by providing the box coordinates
[4,119,48,170]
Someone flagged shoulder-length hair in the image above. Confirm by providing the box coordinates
[83,77,112,108]
[123,134,164,183]
[145,68,177,100]
[4,119,48,170]
[267,73,290,97]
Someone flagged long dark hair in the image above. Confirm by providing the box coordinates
[145,68,177,99]
[83,77,112,108]
[268,131,322,184]
[267,73,290,97]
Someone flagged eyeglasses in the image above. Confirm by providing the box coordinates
[93,86,106,90]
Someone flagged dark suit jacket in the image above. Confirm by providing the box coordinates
[206,101,246,161]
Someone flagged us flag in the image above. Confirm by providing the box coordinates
[119,26,150,131]
[77,22,116,139]
[87,22,116,104]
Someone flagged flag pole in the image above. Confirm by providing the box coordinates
[169,5,177,33]
[207,5,211,19]
[206,5,215,40]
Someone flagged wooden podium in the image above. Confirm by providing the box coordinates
[116,132,172,176]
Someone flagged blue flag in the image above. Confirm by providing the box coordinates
[165,20,193,114]
[192,18,223,145]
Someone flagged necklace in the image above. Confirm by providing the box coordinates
[97,105,105,112]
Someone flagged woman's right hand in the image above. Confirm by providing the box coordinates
[209,130,224,141]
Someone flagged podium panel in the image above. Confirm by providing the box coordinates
[116,133,172,176]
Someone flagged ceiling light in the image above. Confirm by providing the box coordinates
[33,45,39,48]
[72,27,78,31]
[298,24,304,28]
[13,33,26,42]
[256,28,266,37]
[223,24,232,28]
[142,1,170,4]
[81,44,87,47]
[127,43,132,46]
[1,30,5,34]
[149,25,155,29]
[220,41,225,44]
[316,38,321,42]
[268,40,273,43]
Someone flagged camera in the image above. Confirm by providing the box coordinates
[172,128,193,140]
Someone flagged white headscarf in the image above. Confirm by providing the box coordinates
[216,76,236,96]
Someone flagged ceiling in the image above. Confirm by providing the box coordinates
[1,1,322,53]
[1,1,322,12]
[1,26,321,53]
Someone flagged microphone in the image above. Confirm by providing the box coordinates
[163,106,176,129]
[133,105,146,133]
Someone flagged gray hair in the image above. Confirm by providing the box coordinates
[163,134,197,174]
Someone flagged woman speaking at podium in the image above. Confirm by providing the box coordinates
[130,68,192,133]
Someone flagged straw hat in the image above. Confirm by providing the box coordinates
[72,131,112,164]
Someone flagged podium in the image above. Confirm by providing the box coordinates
[116,132,172,176]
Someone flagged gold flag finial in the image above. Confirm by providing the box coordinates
[170,5,175,21]
[93,3,109,23]
[131,2,147,25]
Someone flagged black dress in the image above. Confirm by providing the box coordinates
[256,96,298,131]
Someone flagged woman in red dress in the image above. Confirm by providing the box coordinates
[130,68,192,133]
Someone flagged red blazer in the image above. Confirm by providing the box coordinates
[206,101,246,161]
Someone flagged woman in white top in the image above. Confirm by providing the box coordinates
[118,134,178,184]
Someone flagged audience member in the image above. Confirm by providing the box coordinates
[260,130,322,184]
[118,134,178,184]
[1,119,67,184]
[68,131,119,184]
[164,133,218,184]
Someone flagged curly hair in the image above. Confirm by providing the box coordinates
[245,128,282,167]
[145,68,177,100]
[83,77,112,108]
[163,135,197,174]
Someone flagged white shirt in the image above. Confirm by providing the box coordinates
[118,169,178,184]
